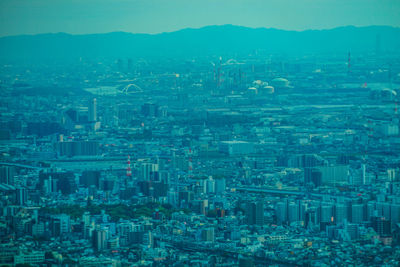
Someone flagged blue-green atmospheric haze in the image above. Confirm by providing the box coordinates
[0,0,399,36]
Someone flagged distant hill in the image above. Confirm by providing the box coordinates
[0,25,399,62]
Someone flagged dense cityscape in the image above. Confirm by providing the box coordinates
[0,44,399,266]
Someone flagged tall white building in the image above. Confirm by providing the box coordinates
[88,98,97,122]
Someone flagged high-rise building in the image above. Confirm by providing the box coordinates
[0,166,15,185]
[345,223,360,240]
[201,227,215,242]
[351,204,364,223]
[376,202,391,220]
[206,177,216,194]
[40,171,77,195]
[80,171,101,188]
[92,227,108,251]
[57,141,100,157]
[334,204,348,224]
[299,200,308,223]
[288,202,299,223]
[143,231,153,248]
[391,204,400,223]
[366,202,376,221]
[319,204,334,223]
[15,188,27,206]
[88,98,97,122]
[246,201,264,225]
[371,216,391,236]
[305,208,319,229]
[50,214,70,237]
[167,190,178,206]
[215,178,226,194]
[178,191,194,207]
[219,141,255,155]
[317,165,349,186]
[139,162,159,181]
[276,201,287,224]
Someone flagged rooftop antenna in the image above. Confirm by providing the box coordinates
[126,155,132,177]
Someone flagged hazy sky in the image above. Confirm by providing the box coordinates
[0,0,399,36]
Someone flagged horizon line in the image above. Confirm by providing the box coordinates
[0,24,398,38]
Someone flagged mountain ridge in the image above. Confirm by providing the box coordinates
[2,24,398,38]
[0,25,399,62]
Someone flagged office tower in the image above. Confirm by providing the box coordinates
[128,226,153,247]
[299,200,308,223]
[40,171,77,195]
[43,175,57,194]
[88,98,97,122]
[57,141,100,157]
[320,204,334,223]
[219,141,255,155]
[143,231,153,248]
[371,216,391,236]
[92,227,108,251]
[202,228,215,242]
[167,190,178,206]
[351,204,364,223]
[50,214,70,237]
[362,164,367,185]
[82,212,91,226]
[335,203,348,224]
[376,202,392,220]
[82,212,92,239]
[304,167,313,184]
[32,222,45,237]
[215,178,226,194]
[0,166,15,185]
[388,168,400,181]
[158,170,170,183]
[305,208,319,229]
[276,201,287,224]
[288,202,299,223]
[345,223,360,240]
[305,168,323,187]
[102,176,116,192]
[178,191,194,207]
[391,204,400,224]
[139,162,159,181]
[129,230,141,244]
[117,222,133,246]
[16,188,27,206]
[206,177,216,194]
[80,170,101,188]
[366,202,376,221]
[246,201,264,225]
[293,154,321,168]
[317,165,349,186]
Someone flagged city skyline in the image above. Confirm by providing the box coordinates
[1,0,400,266]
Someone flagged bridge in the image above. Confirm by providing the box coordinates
[0,162,43,170]
[235,186,351,200]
